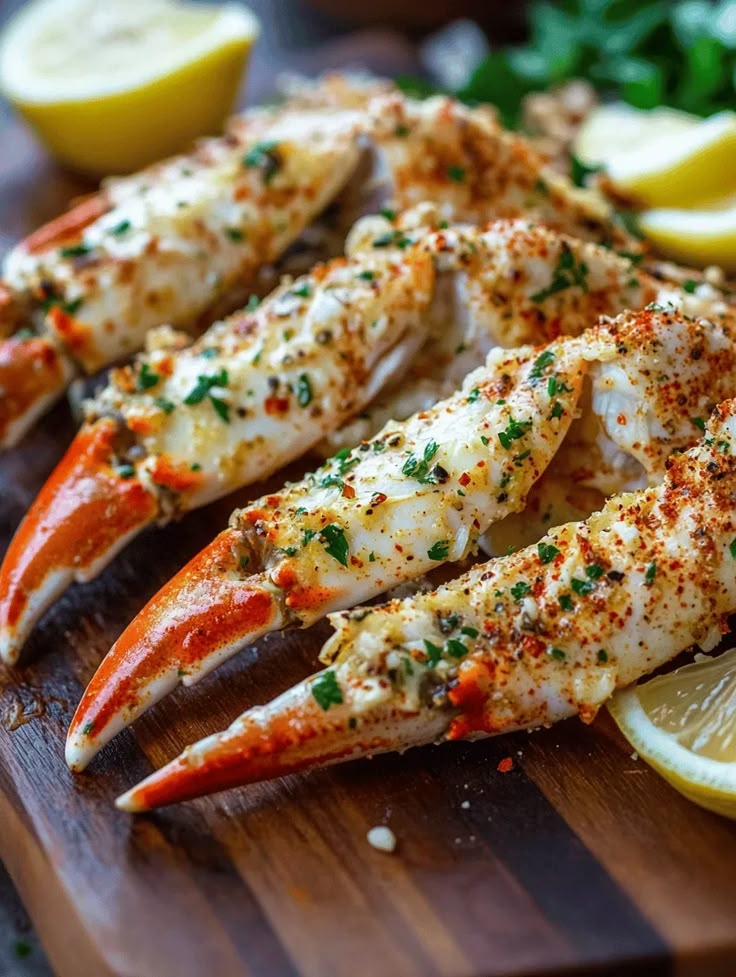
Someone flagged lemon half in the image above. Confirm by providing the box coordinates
[0,0,259,176]
[609,648,736,819]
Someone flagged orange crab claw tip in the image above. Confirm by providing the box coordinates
[21,192,109,255]
[0,335,72,448]
[0,419,157,664]
[66,532,282,772]
[114,675,452,811]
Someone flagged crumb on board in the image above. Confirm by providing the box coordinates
[367,826,397,853]
[461,800,471,809]
[497,756,514,774]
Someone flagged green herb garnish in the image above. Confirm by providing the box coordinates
[537,541,560,564]
[311,670,343,710]
[320,524,349,567]
[297,373,313,407]
[427,540,449,561]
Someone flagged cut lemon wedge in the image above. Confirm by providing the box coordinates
[638,199,736,272]
[574,102,701,168]
[0,0,259,176]
[604,111,736,209]
[608,648,736,819]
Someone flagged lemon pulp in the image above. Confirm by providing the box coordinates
[609,648,736,818]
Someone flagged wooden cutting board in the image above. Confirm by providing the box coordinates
[3,120,736,977]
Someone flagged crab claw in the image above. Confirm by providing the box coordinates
[66,529,284,771]
[21,193,110,255]
[0,419,158,664]
[115,664,451,811]
[0,334,74,448]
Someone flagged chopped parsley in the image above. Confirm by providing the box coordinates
[547,375,572,397]
[571,577,595,596]
[683,279,698,294]
[41,293,83,317]
[585,563,605,579]
[82,721,95,735]
[184,368,230,422]
[530,349,556,379]
[692,416,706,431]
[115,464,135,479]
[559,594,574,611]
[730,538,736,560]
[424,639,443,667]
[153,397,176,414]
[498,417,532,450]
[644,561,657,585]
[226,227,245,241]
[380,207,396,221]
[510,580,532,601]
[331,446,360,475]
[200,347,218,359]
[137,362,160,391]
[597,649,609,664]
[320,524,349,567]
[427,540,449,561]
[311,670,343,710]
[372,230,412,249]
[447,164,466,182]
[246,294,260,311]
[402,439,440,483]
[358,270,375,281]
[530,246,589,303]
[111,219,131,236]
[320,474,344,491]
[184,368,229,405]
[209,396,230,424]
[537,541,560,564]
[467,387,481,403]
[297,373,313,407]
[549,646,566,661]
[60,243,92,259]
[243,140,281,183]
[446,638,468,658]
[292,281,312,298]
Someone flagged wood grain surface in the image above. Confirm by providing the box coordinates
[2,20,736,977]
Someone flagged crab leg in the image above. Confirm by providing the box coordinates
[323,212,735,456]
[116,398,736,809]
[67,305,736,769]
[0,223,436,663]
[0,211,660,661]
[66,332,588,769]
[0,93,367,448]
